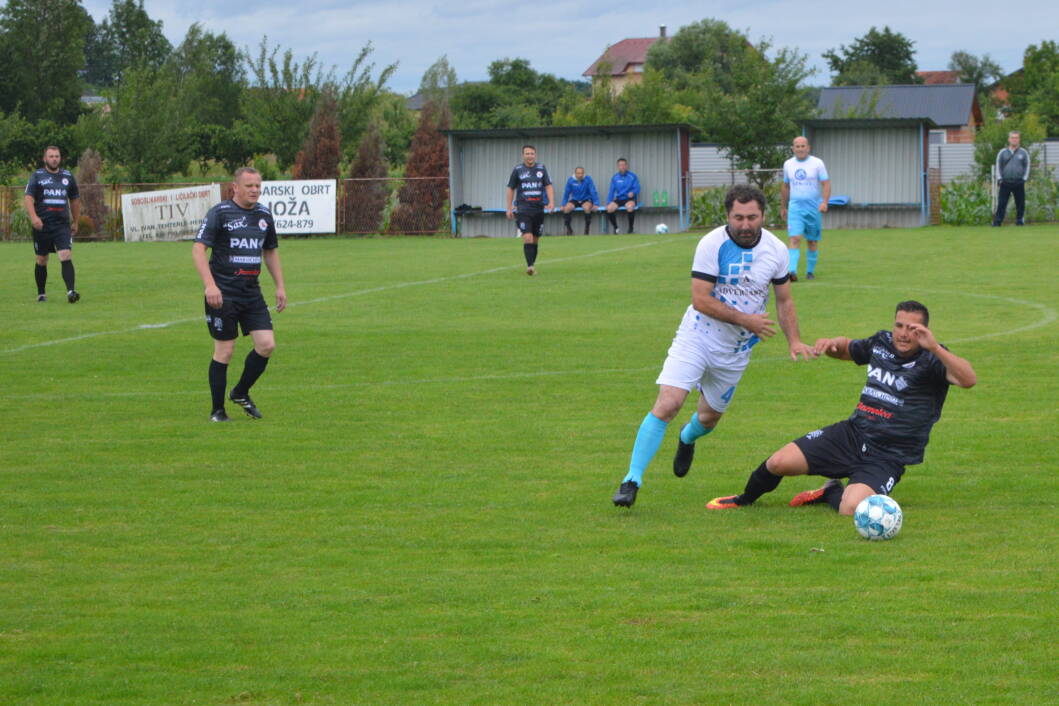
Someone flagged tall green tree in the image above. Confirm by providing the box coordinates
[450,58,584,129]
[83,0,171,87]
[949,50,1003,96]
[102,65,191,182]
[240,38,331,170]
[168,24,250,171]
[335,42,397,163]
[1008,40,1059,135]
[0,0,91,122]
[824,26,919,85]
[641,19,814,180]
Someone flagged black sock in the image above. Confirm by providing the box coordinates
[627,212,635,232]
[736,462,782,505]
[232,350,270,397]
[584,215,592,233]
[563,213,572,230]
[523,243,538,266]
[209,359,228,412]
[608,212,618,231]
[35,265,47,295]
[824,481,844,511]
[61,260,75,291]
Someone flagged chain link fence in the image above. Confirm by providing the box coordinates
[1,177,451,241]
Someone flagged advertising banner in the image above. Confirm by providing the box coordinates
[261,180,337,235]
[121,184,221,242]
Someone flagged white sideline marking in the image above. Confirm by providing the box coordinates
[1,238,677,356]
[3,245,1054,361]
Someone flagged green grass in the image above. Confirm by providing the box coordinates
[1,225,1056,704]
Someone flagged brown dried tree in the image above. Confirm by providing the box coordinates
[292,91,342,180]
[388,98,450,234]
[344,123,390,233]
[76,148,107,236]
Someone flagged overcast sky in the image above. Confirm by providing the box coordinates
[81,0,1053,95]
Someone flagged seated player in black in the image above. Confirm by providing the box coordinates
[504,145,555,276]
[192,167,287,422]
[707,300,977,515]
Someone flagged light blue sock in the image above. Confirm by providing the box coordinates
[788,248,800,274]
[623,412,668,486]
[807,249,818,274]
[679,413,713,445]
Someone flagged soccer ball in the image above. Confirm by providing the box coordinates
[854,495,903,540]
[655,223,669,234]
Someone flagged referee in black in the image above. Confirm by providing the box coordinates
[505,145,555,276]
[24,145,81,302]
[192,167,287,422]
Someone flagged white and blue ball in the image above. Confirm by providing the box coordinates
[655,223,669,234]
[854,495,903,540]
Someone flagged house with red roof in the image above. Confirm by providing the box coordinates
[583,27,669,95]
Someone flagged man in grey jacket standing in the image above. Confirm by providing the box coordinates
[993,131,1031,226]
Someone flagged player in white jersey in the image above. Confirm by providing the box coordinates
[780,136,830,281]
[613,185,816,508]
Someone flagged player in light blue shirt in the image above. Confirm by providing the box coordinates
[781,136,830,281]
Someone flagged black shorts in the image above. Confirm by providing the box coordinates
[566,200,594,210]
[793,419,905,495]
[204,294,273,341]
[33,227,73,256]
[612,198,636,208]
[516,211,545,238]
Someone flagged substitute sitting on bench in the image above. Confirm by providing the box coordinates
[606,158,641,234]
[558,166,601,235]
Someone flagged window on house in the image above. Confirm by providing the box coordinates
[929,130,947,145]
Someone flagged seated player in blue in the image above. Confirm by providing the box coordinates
[707,300,977,514]
[780,136,830,281]
[605,158,640,234]
[558,167,600,234]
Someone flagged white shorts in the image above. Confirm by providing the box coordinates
[655,310,749,413]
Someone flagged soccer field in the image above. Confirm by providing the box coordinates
[1,226,1056,704]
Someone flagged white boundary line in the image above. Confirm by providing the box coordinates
[1,238,676,356]
[3,240,1055,376]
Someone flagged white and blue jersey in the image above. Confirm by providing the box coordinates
[688,225,790,358]
[783,155,829,210]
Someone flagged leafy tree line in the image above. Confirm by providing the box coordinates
[0,0,413,183]
[2,2,1057,189]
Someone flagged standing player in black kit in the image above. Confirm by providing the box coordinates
[707,301,976,514]
[192,167,287,422]
[24,146,81,302]
[505,145,555,276]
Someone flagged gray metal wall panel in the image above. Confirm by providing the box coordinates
[825,208,922,228]
[811,127,919,204]
[456,211,679,238]
[453,131,681,210]
[930,143,976,182]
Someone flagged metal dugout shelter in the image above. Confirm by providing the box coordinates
[444,124,694,237]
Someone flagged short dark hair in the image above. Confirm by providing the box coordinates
[522,144,536,152]
[724,184,766,214]
[896,300,929,326]
[233,166,261,181]
[617,157,628,164]
[44,145,61,154]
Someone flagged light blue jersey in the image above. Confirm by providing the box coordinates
[783,155,829,209]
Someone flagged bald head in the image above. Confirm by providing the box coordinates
[792,137,810,160]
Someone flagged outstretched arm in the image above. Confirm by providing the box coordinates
[773,281,816,361]
[813,336,853,360]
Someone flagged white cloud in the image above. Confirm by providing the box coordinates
[78,0,1052,94]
